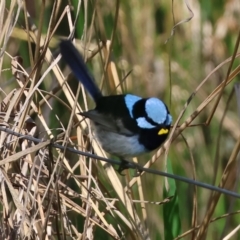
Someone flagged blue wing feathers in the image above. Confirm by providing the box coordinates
[60,40,102,102]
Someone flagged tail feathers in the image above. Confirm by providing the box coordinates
[60,40,102,102]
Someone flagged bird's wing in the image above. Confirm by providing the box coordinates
[79,110,136,136]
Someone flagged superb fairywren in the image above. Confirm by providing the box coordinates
[59,40,172,173]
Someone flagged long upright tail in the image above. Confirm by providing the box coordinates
[59,40,102,102]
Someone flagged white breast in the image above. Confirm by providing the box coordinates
[94,127,147,157]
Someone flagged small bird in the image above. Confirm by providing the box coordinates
[59,40,172,173]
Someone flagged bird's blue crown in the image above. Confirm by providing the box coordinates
[124,94,172,129]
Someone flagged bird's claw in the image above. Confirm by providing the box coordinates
[117,159,143,176]
[117,160,129,175]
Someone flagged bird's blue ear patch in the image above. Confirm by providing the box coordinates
[145,98,169,125]
[165,114,172,125]
[124,94,142,118]
[136,117,156,129]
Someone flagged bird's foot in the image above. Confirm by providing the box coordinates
[117,159,143,176]
[117,159,130,175]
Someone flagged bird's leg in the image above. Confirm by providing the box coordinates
[117,158,130,175]
[117,158,143,176]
